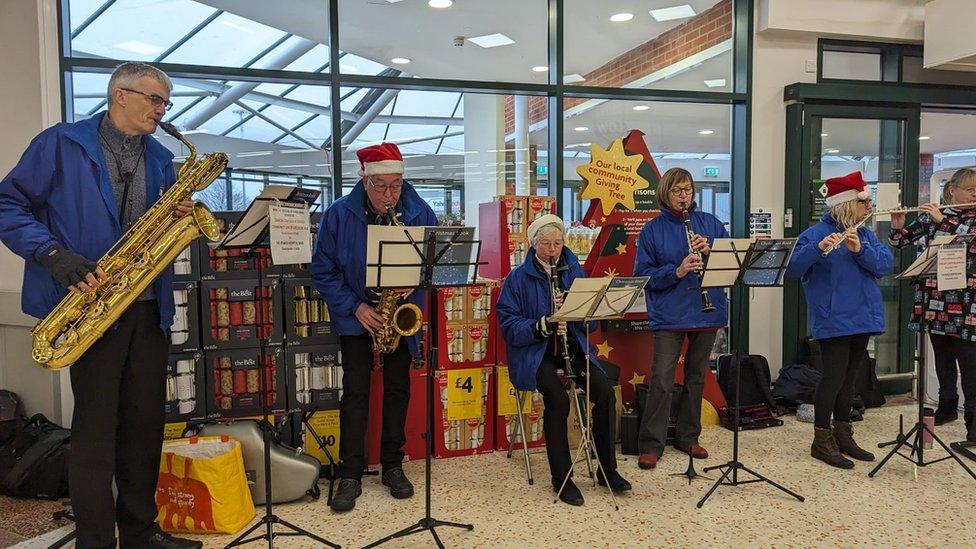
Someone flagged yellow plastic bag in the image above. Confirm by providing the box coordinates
[155,436,254,534]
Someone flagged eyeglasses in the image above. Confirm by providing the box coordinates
[670,187,694,196]
[121,88,173,111]
[368,179,403,194]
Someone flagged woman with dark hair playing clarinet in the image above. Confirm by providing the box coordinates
[634,167,729,470]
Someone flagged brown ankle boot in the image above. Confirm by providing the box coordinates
[811,427,854,469]
[832,420,875,461]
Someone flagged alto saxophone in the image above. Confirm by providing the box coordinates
[371,205,423,354]
[31,122,227,370]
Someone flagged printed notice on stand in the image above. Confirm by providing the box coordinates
[269,201,312,266]
[937,241,967,291]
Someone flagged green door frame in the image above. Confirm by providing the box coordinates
[783,101,920,393]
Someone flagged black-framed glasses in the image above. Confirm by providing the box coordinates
[120,87,173,111]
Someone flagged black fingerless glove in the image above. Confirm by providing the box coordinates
[533,316,557,340]
[38,245,97,289]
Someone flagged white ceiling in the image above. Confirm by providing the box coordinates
[197,0,726,83]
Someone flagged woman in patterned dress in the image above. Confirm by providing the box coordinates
[890,167,976,442]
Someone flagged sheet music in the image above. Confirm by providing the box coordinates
[550,278,606,322]
[219,184,321,249]
[898,235,959,279]
[550,277,646,321]
[592,277,649,318]
[424,226,477,286]
[365,225,425,288]
[701,238,751,288]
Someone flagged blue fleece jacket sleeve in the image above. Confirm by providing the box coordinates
[634,227,680,290]
[496,276,541,348]
[853,230,894,279]
[0,131,59,261]
[310,212,361,319]
[786,232,824,280]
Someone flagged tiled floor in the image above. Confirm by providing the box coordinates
[11,399,976,549]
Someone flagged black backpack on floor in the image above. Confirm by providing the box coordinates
[0,390,27,444]
[0,413,71,499]
[717,354,777,409]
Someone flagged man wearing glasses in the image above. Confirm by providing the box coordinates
[311,142,437,512]
[0,62,199,548]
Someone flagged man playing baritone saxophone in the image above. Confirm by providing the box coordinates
[0,63,199,548]
[310,142,437,512]
[496,214,631,506]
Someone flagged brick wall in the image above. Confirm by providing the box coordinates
[504,0,733,133]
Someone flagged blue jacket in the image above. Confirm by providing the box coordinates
[496,247,601,391]
[310,179,437,357]
[634,204,729,331]
[0,112,177,330]
[785,211,893,340]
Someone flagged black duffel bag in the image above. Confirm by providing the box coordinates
[0,413,70,499]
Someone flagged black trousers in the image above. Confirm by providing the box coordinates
[814,333,870,429]
[930,333,976,413]
[639,330,716,456]
[69,301,168,549]
[336,334,411,479]
[535,352,616,486]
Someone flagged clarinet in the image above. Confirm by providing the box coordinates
[548,257,575,377]
[682,209,716,313]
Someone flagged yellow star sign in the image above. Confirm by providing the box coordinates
[603,267,619,277]
[576,138,651,216]
[596,340,614,359]
[615,242,627,255]
[628,372,646,387]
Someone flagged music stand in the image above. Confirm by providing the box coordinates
[362,225,481,549]
[870,235,976,481]
[220,188,340,549]
[696,238,806,508]
[549,276,648,510]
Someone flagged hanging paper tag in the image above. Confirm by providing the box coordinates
[268,202,312,265]
[937,241,966,291]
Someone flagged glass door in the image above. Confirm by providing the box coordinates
[784,104,920,390]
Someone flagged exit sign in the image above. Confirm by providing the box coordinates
[703,166,719,177]
[537,164,548,175]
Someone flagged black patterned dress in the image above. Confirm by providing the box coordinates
[889,208,976,341]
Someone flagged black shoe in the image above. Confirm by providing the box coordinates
[381,467,415,499]
[147,532,203,549]
[596,469,632,493]
[935,397,959,426]
[553,479,584,506]
[330,478,362,512]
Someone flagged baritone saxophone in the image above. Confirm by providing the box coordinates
[31,122,227,370]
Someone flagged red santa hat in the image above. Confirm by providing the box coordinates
[824,171,870,207]
[357,142,404,177]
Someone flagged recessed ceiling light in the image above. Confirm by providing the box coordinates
[428,0,453,8]
[468,33,516,48]
[698,129,714,135]
[703,79,726,88]
[564,73,586,84]
[532,66,548,72]
[633,105,650,111]
[650,4,697,22]
[821,133,828,137]
[574,126,589,132]
[391,57,411,64]
[610,13,634,22]
[826,148,840,154]
[919,135,931,140]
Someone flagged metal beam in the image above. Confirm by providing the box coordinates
[232,101,322,150]
[344,130,463,152]
[341,88,399,145]
[182,37,318,129]
[70,0,116,39]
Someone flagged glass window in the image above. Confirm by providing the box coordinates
[338,0,548,83]
[821,50,881,81]
[564,0,733,92]
[68,0,328,71]
[562,99,732,225]
[902,55,976,86]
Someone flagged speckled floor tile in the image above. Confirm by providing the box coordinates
[15,399,976,548]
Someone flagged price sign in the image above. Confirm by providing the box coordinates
[496,366,532,416]
[447,369,483,421]
[305,409,340,463]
